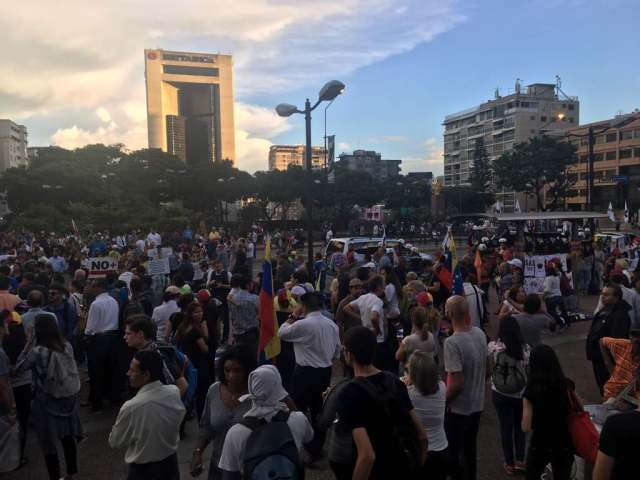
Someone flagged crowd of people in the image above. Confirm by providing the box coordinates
[0,224,639,480]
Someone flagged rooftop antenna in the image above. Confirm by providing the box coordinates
[555,74,572,100]
[515,78,522,95]
[494,87,500,99]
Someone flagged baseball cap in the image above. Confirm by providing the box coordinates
[499,238,507,243]
[196,289,211,303]
[508,258,523,269]
[165,286,180,295]
[180,284,192,295]
[416,291,433,307]
[478,244,487,252]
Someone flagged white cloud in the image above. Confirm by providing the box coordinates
[3,0,464,170]
[338,142,351,151]
[402,137,443,174]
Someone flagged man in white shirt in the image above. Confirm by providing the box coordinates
[146,230,162,248]
[151,286,181,342]
[343,275,395,372]
[219,365,312,478]
[463,274,485,328]
[279,292,340,461]
[109,350,185,480]
[85,277,121,412]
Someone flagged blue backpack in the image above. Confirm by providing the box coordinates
[156,343,198,408]
[241,411,304,480]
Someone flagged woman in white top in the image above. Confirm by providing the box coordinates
[543,262,570,330]
[497,286,525,320]
[488,316,530,476]
[380,265,402,320]
[405,351,448,480]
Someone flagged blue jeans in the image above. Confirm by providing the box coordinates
[492,390,525,466]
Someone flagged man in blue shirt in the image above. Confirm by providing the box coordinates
[47,247,68,274]
[46,284,78,342]
[89,235,107,257]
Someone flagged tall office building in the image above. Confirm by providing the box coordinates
[144,49,236,164]
[268,145,326,171]
[0,120,28,172]
[443,80,579,210]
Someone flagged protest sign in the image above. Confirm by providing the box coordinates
[82,257,118,278]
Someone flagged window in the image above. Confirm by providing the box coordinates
[635,129,640,139]
[568,104,575,111]
[620,130,633,141]
[606,133,617,142]
[635,148,640,158]
[593,153,604,162]
[595,135,605,144]
[606,151,617,160]
[540,116,547,122]
[620,149,632,159]
[569,117,574,123]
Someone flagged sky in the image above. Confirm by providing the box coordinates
[2,0,638,176]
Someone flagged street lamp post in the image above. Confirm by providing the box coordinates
[276,80,345,273]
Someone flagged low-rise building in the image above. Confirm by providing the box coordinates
[565,111,640,211]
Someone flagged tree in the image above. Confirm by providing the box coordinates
[468,138,494,208]
[492,135,577,211]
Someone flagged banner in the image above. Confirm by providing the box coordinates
[82,257,118,278]
[522,253,569,294]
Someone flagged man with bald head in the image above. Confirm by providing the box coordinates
[443,295,488,480]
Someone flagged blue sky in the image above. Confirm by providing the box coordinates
[4,0,638,175]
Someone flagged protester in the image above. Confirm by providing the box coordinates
[218,365,313,478]
[587,284,632,395]
[443,295,487,480]
[336,326,427,479]
[488,316,529,476]
[543,262,571,331]
[0,317,18,472]
[109,350,185,480]
[593,367,640,480]
[406,351,449,480]
[191,345,256,480]
[14,315,82,480]
[599,326,640,402]
[227,274,259,354]
[395,306,437,369]
[84,277,121,412]
[0,276,21,311]
[47,283,78,343]
[522,344,575,480]
[334,277,363,339]
[151,286,181,342]
[278,291,340,463]
[513,294,552,347]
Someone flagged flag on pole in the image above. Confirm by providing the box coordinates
[452,264,464,295]
[258,238,280,361]
[71,219,80,240]
[474,248,483,284]
[607,202,615,222]
[436,228,456,291]
[624,202,630,224]
[381,225,387,247]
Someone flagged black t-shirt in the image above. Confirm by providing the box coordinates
[599,410,640,479]
[523,382,573,450]
[336,371,414,478]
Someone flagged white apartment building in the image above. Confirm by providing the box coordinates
[443,81,579,210]
[0,120,28,172]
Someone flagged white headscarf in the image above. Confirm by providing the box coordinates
[240,365,289,419]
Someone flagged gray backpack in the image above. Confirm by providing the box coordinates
[492,351,526,395]
[40,346,81,398]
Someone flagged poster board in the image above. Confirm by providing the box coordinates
[82,257,118,278]
[522,253,569,295]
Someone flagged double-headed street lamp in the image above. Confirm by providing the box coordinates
[276,80,345,273]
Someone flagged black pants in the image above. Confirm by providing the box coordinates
[128,452,180,480]
[445,410,481,480]
[525,445,574,480]
[421,448,450,480]
[492,391,525,466]
[292,365,332,457]
[43,435,77,480]
[545,297,570,329]
[592,356,610,396]
[12,384,32,460]
[87,331,121,409]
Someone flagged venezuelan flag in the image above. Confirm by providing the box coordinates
[259,238,281,361]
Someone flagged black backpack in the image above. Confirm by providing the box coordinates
[491,351,527,395]
[354,372,422,475]
[240,410,304,480]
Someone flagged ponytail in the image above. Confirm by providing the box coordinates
[411,307,429,341]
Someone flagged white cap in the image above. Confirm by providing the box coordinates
[508,258,523,269]
[481,237,489,242]
[291,285,307,297]
[240,365,288,412]
[478,244,487,251]
[499,238,507,243]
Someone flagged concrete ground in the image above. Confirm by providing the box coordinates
[9,291,601,480]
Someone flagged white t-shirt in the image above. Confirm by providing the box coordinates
[463,283,484,328]
[408,381,448,452]
[349,293,385,343]
[385,283,400,318]
[218,411,313,473]
[246,242,255,259]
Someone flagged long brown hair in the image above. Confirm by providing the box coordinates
[175,302,203,342]
[409,351,440,395]
[411,306,430,341]
[34,314,65,352]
